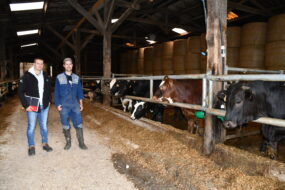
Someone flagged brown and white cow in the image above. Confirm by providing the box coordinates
[153,76,203,134]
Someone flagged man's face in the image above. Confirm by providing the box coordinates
[34,59,44,71]
[63,61,73,72]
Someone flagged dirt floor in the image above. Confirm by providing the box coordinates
[0,97,137,190]
[1,97,285,189]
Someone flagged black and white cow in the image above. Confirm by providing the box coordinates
[223,81,285,159]
[131,101,164,122]
[110,79,134,112]
[130,80,165,122]
[87,80,102,102]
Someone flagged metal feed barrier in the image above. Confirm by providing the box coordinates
[0,80,18,99]
[81,67,285,141]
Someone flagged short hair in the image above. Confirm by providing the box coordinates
[63,57,73,64]
[34,57,44,62]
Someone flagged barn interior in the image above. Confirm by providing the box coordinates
[0,0,285,78]
[1,0,285,189]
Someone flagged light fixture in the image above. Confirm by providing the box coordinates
[227,11,238,20]
[172,28,188,35]
[9,2,44,12]
[21,43,38,48]
[44,2,48,13]
[17,29,39,36]
[125,42,135,47]
[146,40,156,44]
[111,19,119,23]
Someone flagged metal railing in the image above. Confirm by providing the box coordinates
[81,67,285,129]
[226,66,284,74]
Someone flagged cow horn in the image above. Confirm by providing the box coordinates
[241,86,250,90]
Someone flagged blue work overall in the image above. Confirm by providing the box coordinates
[54,73,84,130]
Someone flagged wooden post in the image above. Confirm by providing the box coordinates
[102,30,112,106]
[0,24,6,81]
[8,46,14,79]
[75,31,81,75]
[203,0,227,155]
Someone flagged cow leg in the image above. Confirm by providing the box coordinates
[187,119,195,134]
[261,125,278,159]
[127,100,133,113]
[259,138,268,153]
[120,98,127,112]
[266,141,278,160]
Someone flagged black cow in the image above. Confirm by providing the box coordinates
[130,80,165,122]
[223,81,285,159]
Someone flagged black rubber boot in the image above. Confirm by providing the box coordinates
[63,129,71,150]
[75,128,88,150]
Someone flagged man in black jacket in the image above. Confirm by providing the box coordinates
[18,57,53,156]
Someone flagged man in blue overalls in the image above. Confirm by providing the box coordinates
[54,58,87,150]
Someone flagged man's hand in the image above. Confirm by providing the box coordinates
[26,106,32,112]
[80,103,83,111]
[57,105,62,111]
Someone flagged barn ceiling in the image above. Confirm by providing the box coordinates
[1,0,285,62]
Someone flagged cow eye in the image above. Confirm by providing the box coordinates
[235,99,242,104]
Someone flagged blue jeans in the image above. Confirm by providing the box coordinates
[60,103,83,130]
[26,105,49,147]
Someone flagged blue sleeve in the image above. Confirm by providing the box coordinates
[77,79,84,100]
[54,78,61,106]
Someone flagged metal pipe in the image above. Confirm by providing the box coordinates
[227,66,283,74]
[202,78,207,108]
[124,95,285,129]
[81,74,206,81]
[149,79,153,98]
[125,95,204,111]
[208,74,285,81]
[208,80,213,109]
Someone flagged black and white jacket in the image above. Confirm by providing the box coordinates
[18,70,52,109]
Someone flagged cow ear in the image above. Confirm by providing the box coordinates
[164,75,169,81]
[217,90,226,102]
[245,89,254,101]
[168,78,174,87]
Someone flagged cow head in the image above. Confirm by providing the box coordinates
[131,101,147,120]
[153,76,176,103]
[223,82,265,128]
[110,79,131,96]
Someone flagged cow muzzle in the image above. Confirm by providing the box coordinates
[223,120,238,129]
[130,115,136,120]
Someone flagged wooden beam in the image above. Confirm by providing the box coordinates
[79,28,145,41]
[105,0,116,30]
[46,25,75,50]
[81,33,96,49]
[67,0,104,33]
[116,0,140,9]
[228,1,269,16]
[111,0,141,33]
[94,10,104,28]
[127,17,193,32]
[248,0,272,15]
[40,40,62,59]
[58,0,105,49]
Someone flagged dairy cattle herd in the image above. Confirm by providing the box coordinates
[85,76,285,159]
